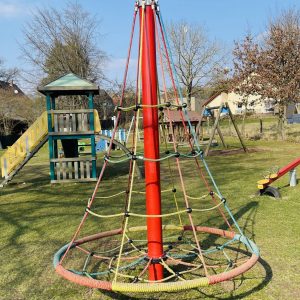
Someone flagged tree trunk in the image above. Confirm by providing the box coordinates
[242,105,247,137]
[186,85,192,110]
[277,104,285,140]
[259,119,263,135]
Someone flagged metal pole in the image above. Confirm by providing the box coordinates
[139,1,163,281]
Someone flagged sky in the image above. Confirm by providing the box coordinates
[0,0,299,91]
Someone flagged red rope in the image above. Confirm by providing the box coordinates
[59,7,138,265]
[153,12,209,277]
[156,13,233,231]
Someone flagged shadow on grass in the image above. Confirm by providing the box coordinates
[89,200,272,300]
[194,255,272,300]
[97,254,272,300]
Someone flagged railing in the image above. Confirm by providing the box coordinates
[50,109,101,135]
[50,157,96,183]
[1,111,48,178]
[1,109,101,179]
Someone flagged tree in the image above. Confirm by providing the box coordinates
[167,21,226,108]
[21,3,107,89]
[106,79,136,127]
[0,61,22,135]
[0,59,18,82]
[0,89,29,135]
[233,9,300,139]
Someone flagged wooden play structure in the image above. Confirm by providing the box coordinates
[199,102,247,156]
[0,74,140,187]
[0,73,101,186]
[38,73,101,183]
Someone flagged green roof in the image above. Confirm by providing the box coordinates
[38,73,99,96]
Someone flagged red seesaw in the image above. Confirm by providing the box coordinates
[257,157,300,197]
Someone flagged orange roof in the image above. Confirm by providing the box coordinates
[162,110,202,123]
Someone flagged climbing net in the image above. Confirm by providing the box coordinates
[54,0,259,293]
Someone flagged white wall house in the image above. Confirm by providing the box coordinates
[205,91,275,115]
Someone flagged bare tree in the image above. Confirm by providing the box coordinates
[106,79,136,127]
[0,59,18,82]
[0,89,28,135]
[20,3,107,88]
[167,21,226,108]
[233,9,300,139]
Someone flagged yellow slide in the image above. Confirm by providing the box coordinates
[1,110,101,179]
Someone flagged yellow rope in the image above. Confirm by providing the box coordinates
[129,209,187,218]
[131,189,172,194]
[157,87,183,226]
[160,260,185,281]
[95,189,172,199]
[124,233,147,254]
[186,194,208,200]
[116,103,185,112]
[113,4,145,282]
[95,191,126,199]
[87,199,225,219]
[85,209,124,218]
[192,201,224,212]
[126,224,183,232]
[112,276,209,292]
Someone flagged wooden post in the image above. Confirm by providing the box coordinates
[260,119,263,134]
[204,106,223,156]
[89,92,97,179]
[52,97,58,160]
[209,106,227,148]
[194,107,205,142]
[47,94,55,181]
[225,102,247,152]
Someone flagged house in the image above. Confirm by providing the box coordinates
[203,91,276,115]
[0,80,25,96]
[0,80,28,148]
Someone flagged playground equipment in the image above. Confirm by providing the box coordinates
[0,108,101,186]
[97,129,127,152]
[126,116,144,143]
[0,73,102,186]
[54,1,259,293]
[38,73,101,183]
[257,157,300,198]
[199,103,247,156]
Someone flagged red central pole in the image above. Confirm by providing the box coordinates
[139,2,164,281]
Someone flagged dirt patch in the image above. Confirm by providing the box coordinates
[208,147,260,156]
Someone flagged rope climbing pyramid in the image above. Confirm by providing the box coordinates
[54,0,259,293]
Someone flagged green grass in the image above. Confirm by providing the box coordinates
[1,139,300,299]
[214,115,300,143]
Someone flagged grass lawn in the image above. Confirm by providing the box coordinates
[0,139,300,300]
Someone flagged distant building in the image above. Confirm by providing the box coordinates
[203,91,276,115]
[0,80,25,96]
[0,80,28,148]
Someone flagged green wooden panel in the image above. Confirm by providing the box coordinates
[38,73,99,95]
